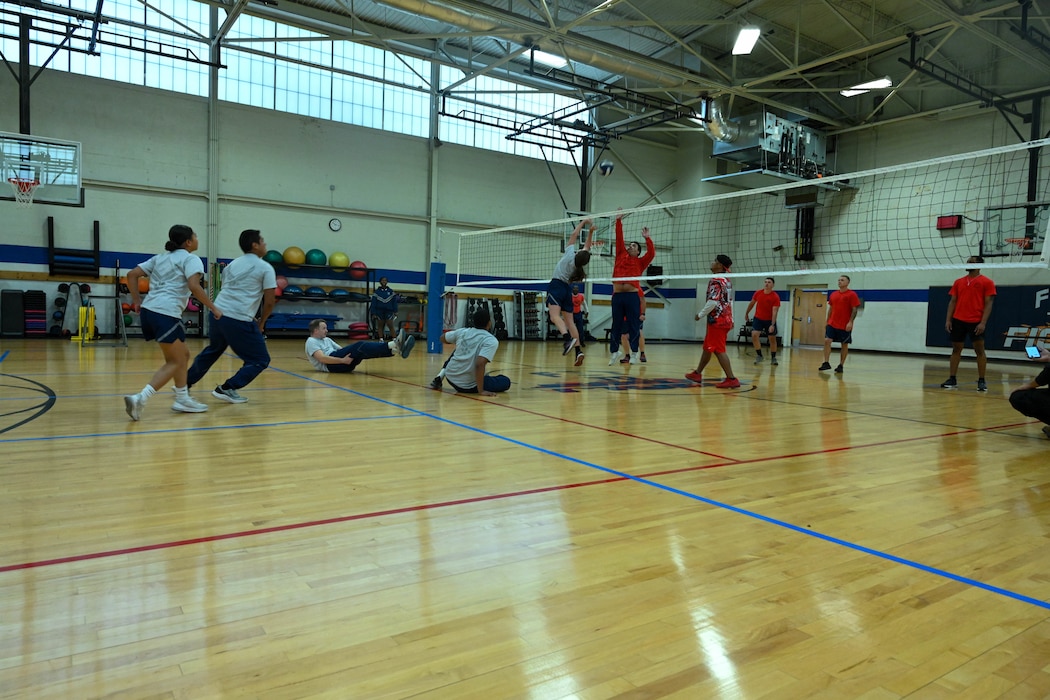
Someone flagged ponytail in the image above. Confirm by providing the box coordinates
[165,224,195,252]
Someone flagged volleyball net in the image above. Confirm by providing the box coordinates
[446,138,1050,288]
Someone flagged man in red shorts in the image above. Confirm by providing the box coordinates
[686,254,739,388]
[819,274,861,373]
[941,256,996,391]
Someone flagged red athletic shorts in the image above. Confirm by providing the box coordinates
[703,324,729,353]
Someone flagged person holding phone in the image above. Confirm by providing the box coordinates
[1009,346,1050,439]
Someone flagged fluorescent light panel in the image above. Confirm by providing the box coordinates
[532,50,567,68]
[732,27,761,55]
[840,76,892,97]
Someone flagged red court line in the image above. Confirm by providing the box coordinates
[2,418,1016,574]
[379,374,739,462]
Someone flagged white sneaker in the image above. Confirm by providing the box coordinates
[124,394,145,421]
[172,395,209,413]
[630,352,640,365]
[608,350,623,366]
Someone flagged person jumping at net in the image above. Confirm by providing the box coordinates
[429,306,510,396]
[306,318,415,372]
[686,254,739,388]
[609,210,654,366]
[545,218,595,366]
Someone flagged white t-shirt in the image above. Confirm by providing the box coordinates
[138,249,205,318]
[444,327,499,390]
[305,336,341,372]
[215,254,277,322]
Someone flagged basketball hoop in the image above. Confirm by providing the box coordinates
[590,240,607,257]
[7,177,39,208]
[1004,237,1032,262]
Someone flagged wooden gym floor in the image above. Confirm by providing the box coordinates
[1,336,1049,698]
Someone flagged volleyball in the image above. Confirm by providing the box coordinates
[599,160,614,176]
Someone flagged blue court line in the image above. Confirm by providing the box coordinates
[0,350,8,363]
[269,365,1050,612]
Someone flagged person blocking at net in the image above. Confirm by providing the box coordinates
[941,256,996,392]
[819,275,861,373]
[745,277,781,365]
[1009,346,1050,439]
[122,224,222,421]
[306,319,414,372]
[430,306,510,396]
[186,229,276,404]
[545,218,595,366]
[370,276,399,340]
[609,212,655,366]
[686,254,739,388]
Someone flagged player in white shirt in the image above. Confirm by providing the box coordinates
[186,229,276,404]
[123,224,221,420]
[430,306,510,396]
[305,319,415,372]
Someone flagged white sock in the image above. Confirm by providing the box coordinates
[173,386,188,398]
[388,340,398,352]
[437,367,447,378]
[141,384,157,400]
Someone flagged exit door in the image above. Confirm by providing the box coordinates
[792,288,828,346]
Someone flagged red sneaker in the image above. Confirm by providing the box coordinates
[685,371,703,383]
[715,377,741,388]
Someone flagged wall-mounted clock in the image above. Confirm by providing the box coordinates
[328,218,342,232]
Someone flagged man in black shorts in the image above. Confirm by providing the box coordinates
[941,257,996,392]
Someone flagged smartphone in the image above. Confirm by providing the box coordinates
[1025,346,1041,359]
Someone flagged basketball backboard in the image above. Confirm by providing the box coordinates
[0,131,83,207]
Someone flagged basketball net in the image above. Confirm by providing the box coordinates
[8,177,39,208]
[1004,237,1032,263]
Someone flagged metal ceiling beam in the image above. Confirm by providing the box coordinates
[910,0,1050,71]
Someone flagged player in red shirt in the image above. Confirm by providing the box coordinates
[744,277,781,365]
[608,212,654,365]
[819,275,861,373]
[571,285,587,350]
[686,254,739,388]
[941,256,996,391]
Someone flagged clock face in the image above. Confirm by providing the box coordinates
[328,218,342,232]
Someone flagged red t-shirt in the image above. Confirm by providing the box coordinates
[612,219,655,282]
[948,274,996,323]
[827,289,860,330]
[750,290,781,321]
[572,292,584,314]
[706,276,734,329]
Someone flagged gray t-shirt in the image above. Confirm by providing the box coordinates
[305,336,341,372]
[139,249,205,319]
[215,254,277,322]
[551,244,577,283]
[444,327,499,390]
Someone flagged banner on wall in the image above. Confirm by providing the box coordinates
[926,285,1050,350]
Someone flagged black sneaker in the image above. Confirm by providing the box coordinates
[574,349,585,367]
[640,352,647,363]
[429,376,443,390]
[818,362,832,371]
[977,379,987,392]
[940,377,958,388]
[562,336,578,355]
[834,365,843,374]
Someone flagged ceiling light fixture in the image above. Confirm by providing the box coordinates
[840,76,892,97]
[531,49,568,68]
[732,27,761,55]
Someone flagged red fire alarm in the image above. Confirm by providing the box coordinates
[936,215,962,230]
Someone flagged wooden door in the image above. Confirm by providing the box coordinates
[792,288,827,346]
